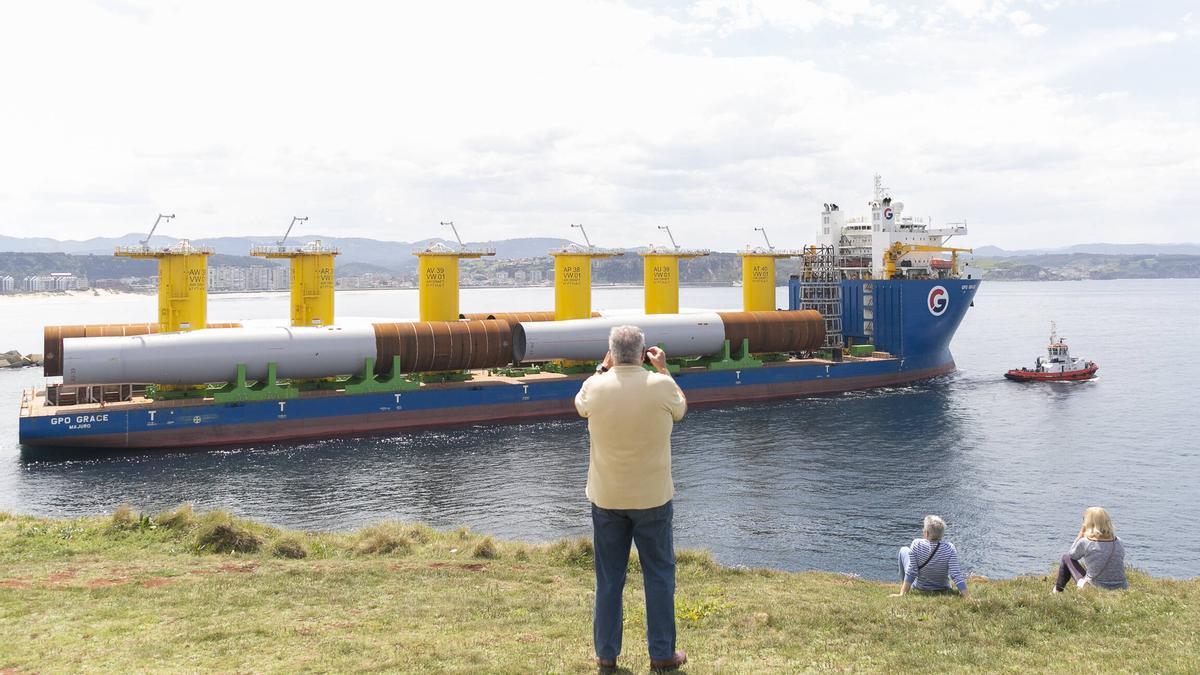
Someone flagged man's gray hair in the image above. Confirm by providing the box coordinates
[923,515,946,542]
[609,325,646,365]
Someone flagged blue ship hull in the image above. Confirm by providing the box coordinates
[19,279,979,449]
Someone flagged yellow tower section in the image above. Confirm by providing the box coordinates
[551,245,622,320]
[738,249,803,312]
[414,243,495,322]
[640,248,710,314]
[115,240,213,331]
[252,240,339,326]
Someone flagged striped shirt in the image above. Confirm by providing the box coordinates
[904,538,967,592]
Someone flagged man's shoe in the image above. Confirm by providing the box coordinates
[596,657,617,674]
[650,650,687,672]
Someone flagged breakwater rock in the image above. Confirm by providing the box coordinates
[1,350,42,368]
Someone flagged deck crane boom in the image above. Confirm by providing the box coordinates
[882,242,973,280]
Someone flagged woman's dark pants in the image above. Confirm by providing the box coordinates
[1055,554,1087,591]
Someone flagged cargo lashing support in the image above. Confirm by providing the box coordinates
[343,356,420,393]
[544,360,599,375]
[698,338,764,371]
[212,363,299,402]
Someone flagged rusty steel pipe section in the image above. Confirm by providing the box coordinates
[371,319,514,375]
[43,322,241,377]
[716,310,825,353]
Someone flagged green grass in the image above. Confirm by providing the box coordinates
[0,509,1196,673]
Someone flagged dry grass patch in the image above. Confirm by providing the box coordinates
[270,535,309,559]
[1,511,1196,673]
[472,536,499,560]
[193,512,262,554]
[108,504,139,530]
[355,522,413,555]
[155,504,194,530]
[676,548,717,570]
[547,537,594,568]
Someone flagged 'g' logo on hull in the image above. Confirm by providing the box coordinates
[928,285,949,316]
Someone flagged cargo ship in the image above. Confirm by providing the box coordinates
[18,177,979,450]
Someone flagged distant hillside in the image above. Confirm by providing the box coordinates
[5,236,1200,284]
[974,243,1200,257]
[460,252,804,285]
[0,234,576,272]
[974,253,1200,281]
[0,252,277,281]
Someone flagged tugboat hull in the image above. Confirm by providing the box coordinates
[1004,364,1098,382]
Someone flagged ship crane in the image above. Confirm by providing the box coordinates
[882,242,973,280]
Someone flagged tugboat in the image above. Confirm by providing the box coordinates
[1005,322,1098,382]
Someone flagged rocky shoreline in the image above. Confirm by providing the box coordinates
[1,350,42,369]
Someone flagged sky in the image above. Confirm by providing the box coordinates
[0,0,1197,251]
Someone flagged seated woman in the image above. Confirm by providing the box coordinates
[1054,506,1128,592]
[892,515,968,598]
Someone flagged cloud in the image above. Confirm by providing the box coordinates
[1008,10,1047,36]
[689,0,898,32]
[0,0,1195,250]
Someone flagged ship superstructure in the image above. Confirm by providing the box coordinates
[817,175,970,279]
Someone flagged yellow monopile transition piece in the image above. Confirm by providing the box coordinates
[551,245,623,321]
[415,243,495,322]
[738,248,804,312]
[641,248,710,314]
[741,255,777,312]
[251,241,339,326]
[115,240,213,332]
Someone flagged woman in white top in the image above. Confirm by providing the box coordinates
[1053,506,1128,592]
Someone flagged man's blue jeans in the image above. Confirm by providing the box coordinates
[592,500,676,662]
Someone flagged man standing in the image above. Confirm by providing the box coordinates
[575,325,688,673]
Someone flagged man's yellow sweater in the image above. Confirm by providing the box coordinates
[574,365,687,510]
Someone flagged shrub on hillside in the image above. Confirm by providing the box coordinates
[548,537,594,567]
[155,504,195,530]
[194,513,262,554]
[271,535,309,559]
[355,523,413,555]
[109,504,139,530]
[472,536,499,560]
[404,524,434,544]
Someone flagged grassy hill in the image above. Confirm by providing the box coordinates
[0,509,1195,672]
[972,253,1200,281]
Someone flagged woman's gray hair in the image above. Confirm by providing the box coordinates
[609,325,646,365]
[923,515,946,542]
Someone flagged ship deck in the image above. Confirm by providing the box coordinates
[20,355,894,419]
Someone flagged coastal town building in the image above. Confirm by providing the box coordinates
[21,273,88,292]
[207,266,290,292]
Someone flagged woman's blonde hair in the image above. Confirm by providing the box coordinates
[1082,506,1115,540]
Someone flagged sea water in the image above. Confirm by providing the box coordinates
[0,280,1197,580]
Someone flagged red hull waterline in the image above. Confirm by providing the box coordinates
[1004,365,1098,382]
[34,362,955,450]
